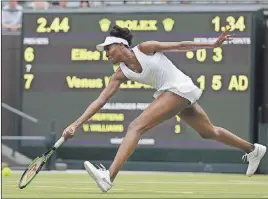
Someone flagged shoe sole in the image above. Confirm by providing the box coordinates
[84,161,107,192]
[247,145,267,177]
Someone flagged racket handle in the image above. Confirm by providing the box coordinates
[54,137,65,148]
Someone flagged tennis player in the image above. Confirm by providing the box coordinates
[62,25,266,192]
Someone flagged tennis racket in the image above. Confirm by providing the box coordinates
[18,137,65,189]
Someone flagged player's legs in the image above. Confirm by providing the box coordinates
[178,102,254,152]
[109,91,190,181]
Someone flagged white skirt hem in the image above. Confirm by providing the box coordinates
[153,87,203,105]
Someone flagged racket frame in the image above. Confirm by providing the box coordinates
[18,137,65,189]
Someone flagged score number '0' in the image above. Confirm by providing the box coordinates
[187,47,223,63]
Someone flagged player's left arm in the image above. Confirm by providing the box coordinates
[139,29,232,54]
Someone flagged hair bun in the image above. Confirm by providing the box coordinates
[110,25,133,46]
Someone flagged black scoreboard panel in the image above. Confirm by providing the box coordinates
[21,11,255,150]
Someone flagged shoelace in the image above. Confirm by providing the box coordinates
[94,163,113,186]
[242,154,248,162]
[242,147,258,163]
[94,163,107,171]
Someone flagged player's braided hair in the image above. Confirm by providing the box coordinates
[110,25,133,46]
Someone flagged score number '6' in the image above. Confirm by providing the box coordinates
[24,47,35,63]
[24,47,35,90]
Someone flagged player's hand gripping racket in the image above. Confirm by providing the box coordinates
[18,137,65,189]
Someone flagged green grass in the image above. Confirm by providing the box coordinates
[2,171,268,198]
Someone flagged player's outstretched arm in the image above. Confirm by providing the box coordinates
[62,69,127,139]
[139,29,232,54]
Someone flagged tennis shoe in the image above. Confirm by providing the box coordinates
[242,143,266,176]
[84,161,113,192]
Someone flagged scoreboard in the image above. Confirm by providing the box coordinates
[20,9,258,150]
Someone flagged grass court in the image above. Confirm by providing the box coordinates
[2,171,268,198]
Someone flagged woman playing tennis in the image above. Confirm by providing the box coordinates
[62,25,266,192]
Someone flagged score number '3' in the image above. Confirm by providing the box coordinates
[212,16,246,32]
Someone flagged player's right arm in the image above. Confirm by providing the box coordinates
[62,69,127,139]
[138,28,232,54]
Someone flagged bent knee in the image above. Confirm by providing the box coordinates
[128,121,150,134]
[199,126,220,139]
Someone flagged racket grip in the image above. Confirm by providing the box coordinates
[54,137,65,148]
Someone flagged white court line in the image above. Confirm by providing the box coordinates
[10,170,250,175]
[11,170,182,175]
[4,185,124,191]
[11,170,88,174]
[114,181,268,185]
[4,180,268,186]
[230,180,268,183]
[155,190,267,196]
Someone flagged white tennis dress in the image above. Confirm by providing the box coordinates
[119,45,202,104]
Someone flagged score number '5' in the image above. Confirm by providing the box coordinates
[197,75,222,91]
